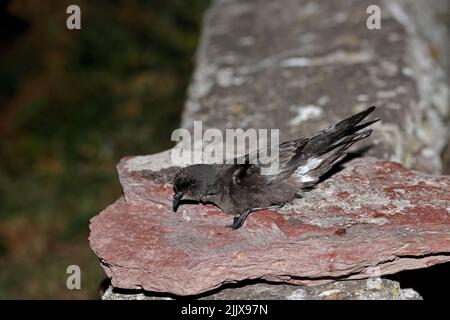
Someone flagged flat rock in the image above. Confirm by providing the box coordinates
[102,279,422,300]
[89,154,450,296]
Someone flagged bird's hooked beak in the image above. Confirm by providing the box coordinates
[172,192,184,212]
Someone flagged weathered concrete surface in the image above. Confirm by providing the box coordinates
[183,0,448,174]
[89,155,450,296]
[101,279,422,300]
[390,0,449,73]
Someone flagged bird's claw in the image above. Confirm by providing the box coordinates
[225,216,243,229]
[232,216,242,229]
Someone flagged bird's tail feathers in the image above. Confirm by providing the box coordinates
[320,128,373,155]
[303,106,378,155]
[292,107,378,187]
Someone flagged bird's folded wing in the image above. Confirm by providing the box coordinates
[233,107,378,189]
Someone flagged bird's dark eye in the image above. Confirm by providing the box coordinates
[190,178,197,185]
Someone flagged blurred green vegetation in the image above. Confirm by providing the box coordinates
[0,0,209,299]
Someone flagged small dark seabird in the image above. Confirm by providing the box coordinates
[173,106,379,229]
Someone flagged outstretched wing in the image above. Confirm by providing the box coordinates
[233,106,379,189]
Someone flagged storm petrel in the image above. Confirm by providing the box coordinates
[173,106,379,229]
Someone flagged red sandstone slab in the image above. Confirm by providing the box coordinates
[89,155,450,295]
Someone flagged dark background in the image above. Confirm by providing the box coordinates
[0,0,209,299]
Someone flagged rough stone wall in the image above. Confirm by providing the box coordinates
[182,0,449,174]
[390,0,449,72]
[100,0,448,300]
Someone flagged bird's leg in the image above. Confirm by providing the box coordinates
[231,204,284,229]
[251,204,284,212]
[232,209,252,229]
[271,203,285,210]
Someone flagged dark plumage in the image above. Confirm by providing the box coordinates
[173,106,379,229]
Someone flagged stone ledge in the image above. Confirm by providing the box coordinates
[183,0,448,174]
[89,155,450,296]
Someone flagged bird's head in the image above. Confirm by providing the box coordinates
[172,164,217,211]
